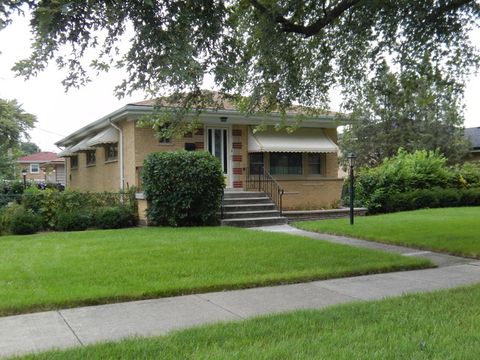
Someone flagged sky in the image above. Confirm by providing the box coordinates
[0,12,479,152]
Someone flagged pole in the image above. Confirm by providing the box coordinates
[349,164,354,225]
[23,174,27,190]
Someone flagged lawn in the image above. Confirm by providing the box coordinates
[13,284,480,359]
[295,207,480,259]
[0,227,429,316]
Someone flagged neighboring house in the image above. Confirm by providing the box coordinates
[465,127,480,162]
[16,152,66,184]
[56,98,344,219]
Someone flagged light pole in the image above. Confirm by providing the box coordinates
[21,169,28,190]
[347,153,357,225]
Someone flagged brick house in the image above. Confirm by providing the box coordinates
[17,152,66,184]
[56,99,343,221]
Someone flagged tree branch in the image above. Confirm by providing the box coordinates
[249,0,476,37]
[425,0,476,22]
[249,0,361,37]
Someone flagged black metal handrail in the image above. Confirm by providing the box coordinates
[246,165,285,215]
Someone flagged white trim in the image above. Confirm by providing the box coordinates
[30,163,40,174]
[205,125,232,188]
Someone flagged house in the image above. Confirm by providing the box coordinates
[16,152,66,184]
[56,98,344,222]
[465,127,480,161]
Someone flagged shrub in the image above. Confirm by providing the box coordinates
[55,211,91,231]
[142,151,225,226]
[382,188,480,213]
[95,206,137,229]
[9,207,43,235]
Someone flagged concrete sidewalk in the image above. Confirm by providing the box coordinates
[254,224,472,268]
[1,228,480,358]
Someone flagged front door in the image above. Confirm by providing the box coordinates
[206,127,230,187]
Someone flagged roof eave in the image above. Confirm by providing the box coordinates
[56,105,342,147]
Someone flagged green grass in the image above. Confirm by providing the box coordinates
[295,207,480,259]
[0,227,429,316]
[13,284,480,359]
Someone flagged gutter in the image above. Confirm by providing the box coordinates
[109,119,125,190]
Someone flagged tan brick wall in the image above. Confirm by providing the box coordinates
[68,146,120,192]
[134,124,205,168]
[231,125,248,188]
[122,120,137,189]
[19,162,46,182]
[137,199,148,225]
[279,179,344,210]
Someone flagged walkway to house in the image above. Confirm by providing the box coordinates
[1,226,480,358]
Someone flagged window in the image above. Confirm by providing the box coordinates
[105,143,118,161]
[157,123,172,144]
[29,163,40,173]
[249,153,264,175]
[308,154,323,175]
[270,153,303,175]
[70,156,78,169]
[86,150,96,166]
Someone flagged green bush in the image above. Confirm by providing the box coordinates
[142,151,225,226]
[55,211,91,232]
[95,206,137,229]
[382,188,480,213]
[349,150,480,213]
[9,207,43,235]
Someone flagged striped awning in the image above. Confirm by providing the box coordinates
[69,137,95,153]
[86,127,119,147]
[248,127,339,153]
[58,146,75,157]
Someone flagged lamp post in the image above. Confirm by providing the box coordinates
[21,169,28,190]
[347,153,357,225]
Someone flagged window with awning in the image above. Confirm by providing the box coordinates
[248,127,338,153]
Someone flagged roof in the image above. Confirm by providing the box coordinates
[17,152,59,163]
[131,96,338,117]
[56,92,341,147]
[248,127,338,153]
[465,127,480,149]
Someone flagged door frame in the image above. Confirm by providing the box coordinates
[204,125,232,188]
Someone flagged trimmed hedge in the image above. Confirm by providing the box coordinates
[383,187,480,213]
[142,151,225,226]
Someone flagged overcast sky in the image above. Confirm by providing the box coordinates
[1,13,479,152]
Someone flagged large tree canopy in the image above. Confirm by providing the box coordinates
[0,98,36,179]
[1,0,479,138]
[340,59,470,167]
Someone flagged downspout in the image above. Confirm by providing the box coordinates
[109,119,125,190]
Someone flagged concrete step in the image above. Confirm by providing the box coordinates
[223,191,266,199]
[222,197,272,205]
[222,203,277,212]
[221,216,288,228]
[221,210,280,219]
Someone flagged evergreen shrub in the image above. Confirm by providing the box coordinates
[55,211,91,231]
[142,151,225,226]
[9,206,42,235]
[95,206,137,229]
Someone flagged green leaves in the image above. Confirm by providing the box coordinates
[1,0,479,129]
[142,151,225,226]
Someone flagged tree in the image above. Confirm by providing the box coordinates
[1,1,479,131]
[340,59,470,167]
[0,98,36,179]
[20,141,41,155]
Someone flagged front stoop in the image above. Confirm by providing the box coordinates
[220,191,287,227]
